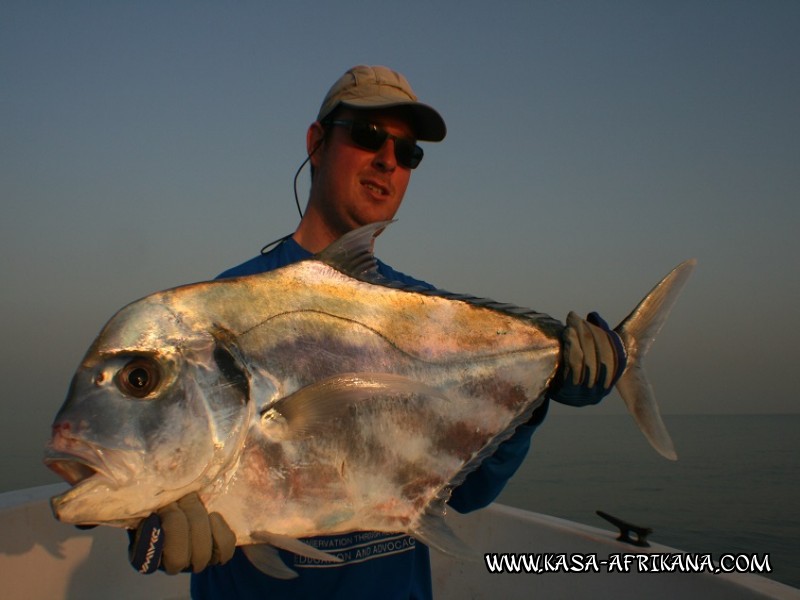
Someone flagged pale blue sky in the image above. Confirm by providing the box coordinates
[2,1,799,488]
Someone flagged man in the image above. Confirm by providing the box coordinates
[130,65,624,599]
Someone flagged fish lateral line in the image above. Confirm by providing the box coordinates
[318,220,695,460]
[314,220,562,336]
[238,308,544,368]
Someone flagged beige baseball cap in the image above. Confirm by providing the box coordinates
[317,65,446,142]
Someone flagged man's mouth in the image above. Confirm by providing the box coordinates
[362,180,389,196]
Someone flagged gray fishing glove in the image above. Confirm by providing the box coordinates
[552,311,627,406]
[129,492,236,575]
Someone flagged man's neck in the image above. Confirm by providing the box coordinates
[292,212,340,254]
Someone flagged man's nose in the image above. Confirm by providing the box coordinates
[372,138,397,171]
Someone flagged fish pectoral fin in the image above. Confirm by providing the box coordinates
[241,544,298,579]
[261,372,449,438]
[251,531,343,564]
[410,511,477,563]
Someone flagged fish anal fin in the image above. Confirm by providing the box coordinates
[241,544,298,579]
[410,510,477,563]
[251,531,343,564]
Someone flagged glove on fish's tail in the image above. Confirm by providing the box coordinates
[613,259,697,460]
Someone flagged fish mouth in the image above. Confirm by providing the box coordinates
[44,453,100,486]
[44,449,125,525]
[44,438,146,526]
[44,439,118,491]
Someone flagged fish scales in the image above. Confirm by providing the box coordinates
[44,221,695,576]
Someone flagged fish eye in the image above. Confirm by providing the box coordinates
[116,357,160,398]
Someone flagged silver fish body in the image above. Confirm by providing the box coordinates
[44,222,695,575]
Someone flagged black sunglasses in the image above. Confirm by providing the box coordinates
[324,119,424,169]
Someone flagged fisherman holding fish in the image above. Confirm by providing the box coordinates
[35,65,631,597]
[123,65,626,599]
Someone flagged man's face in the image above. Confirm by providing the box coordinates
[308,108,415,240]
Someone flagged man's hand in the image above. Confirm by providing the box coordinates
[553,311,627,406]
[129,493,236,575]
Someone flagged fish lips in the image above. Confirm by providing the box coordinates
[44,451,100,487]
[43,446,127,525]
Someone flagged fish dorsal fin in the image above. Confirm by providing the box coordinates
[315,220,394,279]
[315,221,562,332]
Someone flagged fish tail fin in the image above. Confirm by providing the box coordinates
[613,259,697,460]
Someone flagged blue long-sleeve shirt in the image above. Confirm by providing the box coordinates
[191,237,547,600]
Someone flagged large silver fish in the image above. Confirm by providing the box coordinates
[44,222,695,576]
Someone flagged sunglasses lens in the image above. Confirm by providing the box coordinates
[342,121,424,169]
[350,122,386,152]
[395,140,423,169]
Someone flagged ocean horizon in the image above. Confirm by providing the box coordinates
[497,413,799,589]
[4,413,798,589]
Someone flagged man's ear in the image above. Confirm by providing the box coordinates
[306,121,326,169]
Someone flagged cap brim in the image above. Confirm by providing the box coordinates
[338,99,446,142]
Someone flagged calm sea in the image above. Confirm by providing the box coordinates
[497,413,800,589]
[4,414,798,588]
